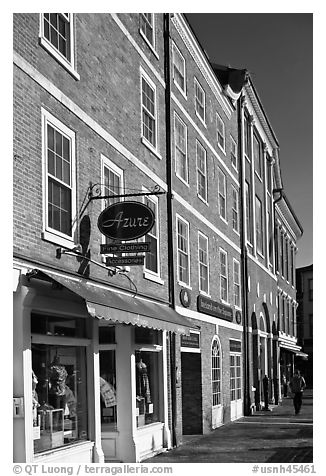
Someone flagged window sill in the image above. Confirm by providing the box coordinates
[141,137,162,160]
[143,271,164,285]
[231,163,239,173]
[220,216,228,225]
[232,228,240,237]
[139,30,159,60]
[42,230,75,249]
[174,81,187,99]
[176,173,190,187]
[39,37,80,80]
[197,194,209,206]
[217,143,226,156]
[195,112,207,128]
[177,281,192,290]
[255,171,263,182]
[199,290,211,298]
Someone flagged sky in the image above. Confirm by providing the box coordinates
[186,13,313,268]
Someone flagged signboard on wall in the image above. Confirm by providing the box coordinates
[97,201,155,241]
[181,332,200,349]
[197,295,233,322]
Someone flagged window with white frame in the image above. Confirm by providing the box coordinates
[231,186,239,233]
[177,217,190,286]
[255,195,264,255]
[143,194,160,275]
[174,113,188,183]
[198,232,209,294]
[42,109,76,245]
[141,72,157,149]
[245,181,253,244]
[218,169,226,220]
[230,136,238,170]
[285,239,289,281]
[216,112,225,152]
[233,259,241,308]
[220,248,228,302]
[196,140,208,202]
[253,133,262,178]
[230,353,242,401]
[172,42,186,94]
[194,78,205,123]
[40,14,78,78]
[211,339,221,406]
[139,14,154,47]
[244,114,251,161]
[102,156,124,255]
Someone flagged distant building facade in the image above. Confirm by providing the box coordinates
[13,13,303,464]
[296,264,313,386]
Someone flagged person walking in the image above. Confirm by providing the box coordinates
[289,370,306,415]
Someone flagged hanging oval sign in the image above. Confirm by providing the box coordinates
[97,201,155,241]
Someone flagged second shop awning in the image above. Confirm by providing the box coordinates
[31,269,193,334]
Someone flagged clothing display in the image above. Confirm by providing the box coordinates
[49,358,68,397]
[136,359,151,404]
[100,377,116,407]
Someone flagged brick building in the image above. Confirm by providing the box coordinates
[13,13,303,463]
[295,264,313,386]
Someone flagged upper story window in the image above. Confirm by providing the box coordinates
[177,216,190,286]
[172,42,186,95]
[141,70,157,151]
[194,78,205,124]
[233,259,241,308]
[216,112,225,152]
[40,14,79,79]
[267,158,272,194]
[174,113,188,184]
[255,195,264,255]
[280,232,284,277]
[291,248,295,285]
[267,202,273,265]
[253,132,263,178]
[42,108,76,248]
[103,158,124,207]
[198,232,209,294]
[231,186,239,233]
[285,239,289,281]
[196,140,208,203]
[220,248,228,302]
[143,194,160,276]
[102,156,124,255]
[244,114,251,161]
[139,14,155,48]
[230,136,238,171]
[245,181,253,245]
[218,169,227,221]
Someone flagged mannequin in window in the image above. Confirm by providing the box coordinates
[136,358,151,403]
[48,355,68,410]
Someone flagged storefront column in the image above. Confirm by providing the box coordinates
[89,319,105,462]
[267,335,274,403]
[162,330,172,449]
[115,325,137,462]
[13,279,34,462]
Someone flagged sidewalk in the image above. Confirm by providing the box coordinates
[146,390,313,463]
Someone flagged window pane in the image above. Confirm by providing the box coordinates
[100,350,117,430]
[135,350,160,427]
[32,343,88,454]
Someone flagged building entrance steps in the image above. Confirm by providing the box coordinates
[145,390,313,463]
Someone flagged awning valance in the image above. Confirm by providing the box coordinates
[295,351,309,360]
[29,269,193,334]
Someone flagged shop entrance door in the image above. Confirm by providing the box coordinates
[230,353,243,421]
[181,352,203,435]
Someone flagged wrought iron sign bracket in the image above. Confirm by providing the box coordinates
[88,182,165,202]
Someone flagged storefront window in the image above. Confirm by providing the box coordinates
[134,328,162,428]
[32,344,88,453]
[99,350,117,430]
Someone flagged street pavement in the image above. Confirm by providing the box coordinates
[146,389,313,463]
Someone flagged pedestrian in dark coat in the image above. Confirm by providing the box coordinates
[289,370,306,415]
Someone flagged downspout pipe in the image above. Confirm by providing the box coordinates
[163,13,178,448]
[238,93,251,416]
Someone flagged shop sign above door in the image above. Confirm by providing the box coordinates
[97,201,155,241]
[197,295,233,322]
